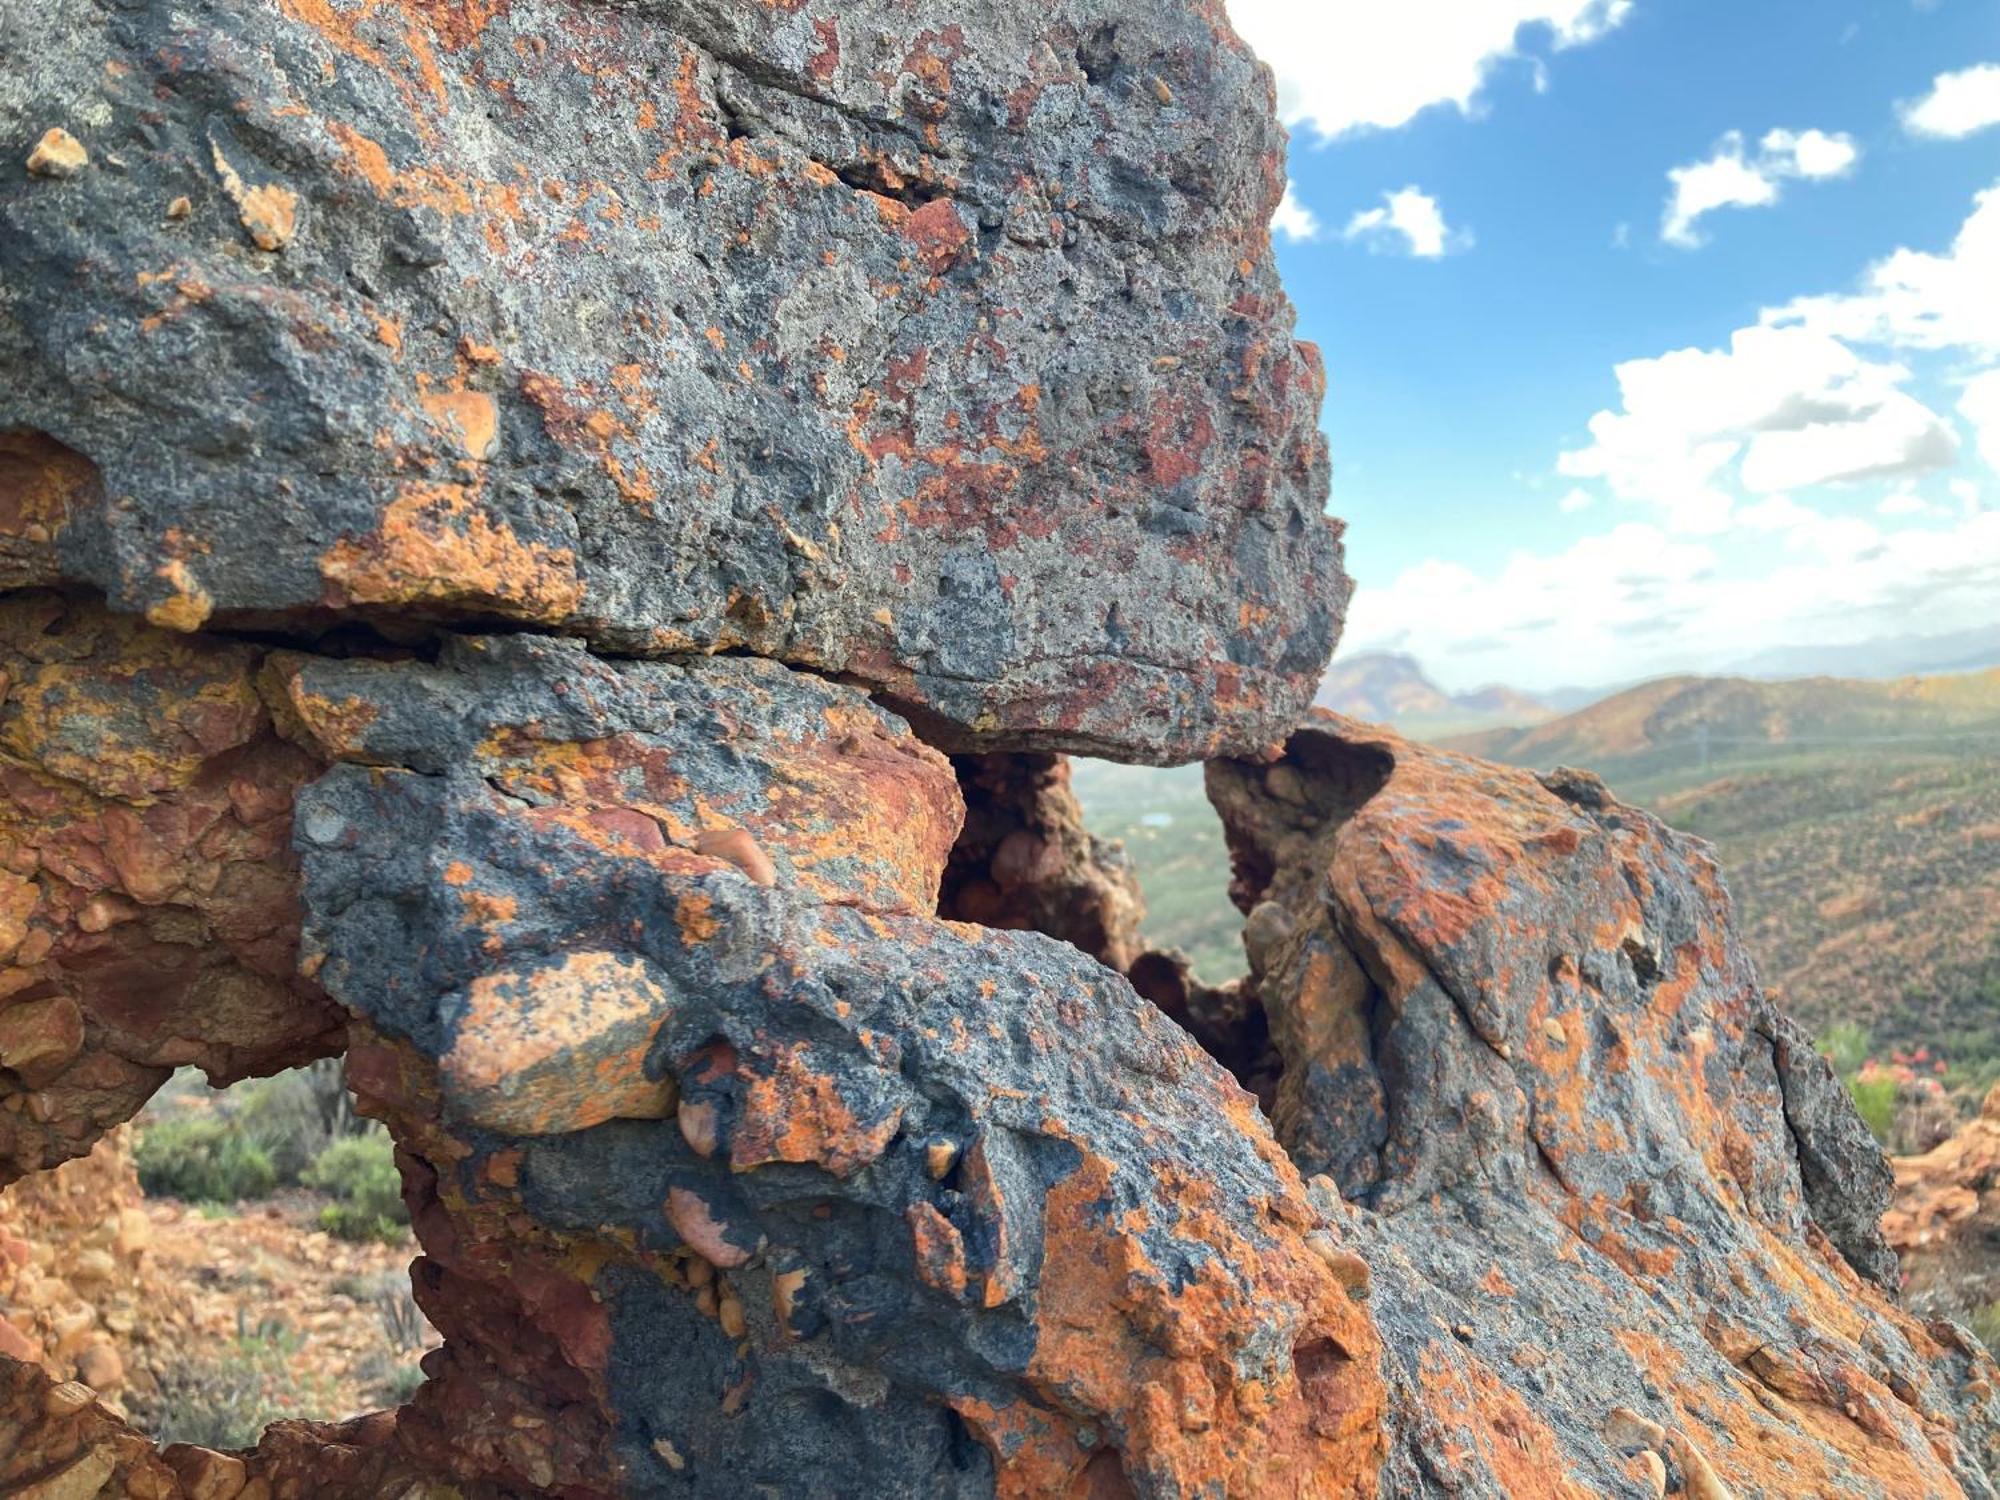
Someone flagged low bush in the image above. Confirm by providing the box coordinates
[128,1321,319,1450]
[134,1116,278,1204]
[303,1130,408,1244]
[1845,1073,1897,1145]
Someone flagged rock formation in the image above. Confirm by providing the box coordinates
[0,1,1994,1498]
[1889,1086,2000,1327]
[0,0,1342,763]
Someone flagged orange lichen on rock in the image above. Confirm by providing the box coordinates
[319,480,583,623]
[729,1040,903,1177]
[0,431,94,588]
[0,593,343,1185]
[1016,1140,1383,1498]
[421,389,501,460]
[1213,713,2000,1496]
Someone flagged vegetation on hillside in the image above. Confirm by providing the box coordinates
[1074,666,2000,1115]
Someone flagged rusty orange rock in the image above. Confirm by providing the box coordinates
[0,593,343,1187]
[440,951,679,1136]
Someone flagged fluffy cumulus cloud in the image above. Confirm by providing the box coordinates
[1764,183,2000,357]
[1662,128,1859,248]
[1225,0,1633,140]
[1901,63,2000,140]
[1556,326,1956,531]
[1962,369,2000,472]
[1342,187,1469,259]
[1362,180,2000,687]
[1271,181,1321,243]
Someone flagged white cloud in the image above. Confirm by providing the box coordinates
[1662,128,1859,248]
[1272,181,1321,243]
[1346,504,2000,691]
[1759,127,1861,180]
[1763,181,2000,357]
[1559,487,1597,513]
[1342,187,1469,259]
[1488,182,2000,689]
[1962,368,2000,472]
[1224,0,1634,140]
[1557,326,1956,532]
[1901,63,2000,140]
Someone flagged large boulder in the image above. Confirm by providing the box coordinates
[278,634,1382,1496]
[0,0,1344,762]
[1214,715,2000,1497]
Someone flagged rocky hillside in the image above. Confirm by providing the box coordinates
[1449,668,2000,779]
[3,1,1995,1497]
[1449,669,2000,1067]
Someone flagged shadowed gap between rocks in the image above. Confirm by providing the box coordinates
[938,738,1398,1184]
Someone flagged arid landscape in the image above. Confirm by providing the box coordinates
[1079,663,2000,1116]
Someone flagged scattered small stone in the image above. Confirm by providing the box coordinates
[692,828,776,887]
[75,1341,123,1391]
[42,1380,94,1415]
[1541,1018,1568,1049]
[1665,1428,1738,1500]
[165,196,191,220]
[1304,1232,1371,1297]
[26,128,87,178]
[924,1138,957,1180]
[208,139,297,251]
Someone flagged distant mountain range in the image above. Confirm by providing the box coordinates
[1315,652,1549,731]
[1323,626,2000,727]
[1447,668,2000,781]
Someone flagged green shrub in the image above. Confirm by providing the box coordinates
[230,1071,334,1184]
[135,1116,278,1203]
[1971,1301,2000,1359]
[129,1322,319,1450]
[303,1130,408,1244]
[1846,1073,1898,1144]
[1816,1021,1873,1078]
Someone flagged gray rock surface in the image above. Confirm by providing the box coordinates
[0,0,1344,762]
[1213,714,2000,1498]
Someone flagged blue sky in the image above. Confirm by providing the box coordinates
[1227,1,2000,691]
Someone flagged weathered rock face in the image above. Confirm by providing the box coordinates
[1215,716,2000,1497]
[0,592,343,1186]
[2,2,1990,1497]
[0,0,1344,762]
[284,635,1381,1497]
[941,753,1147,971]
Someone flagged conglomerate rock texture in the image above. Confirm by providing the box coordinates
[0,0,1344,763]
[1211,717,2000,1497]
[1,2,1996,1499]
